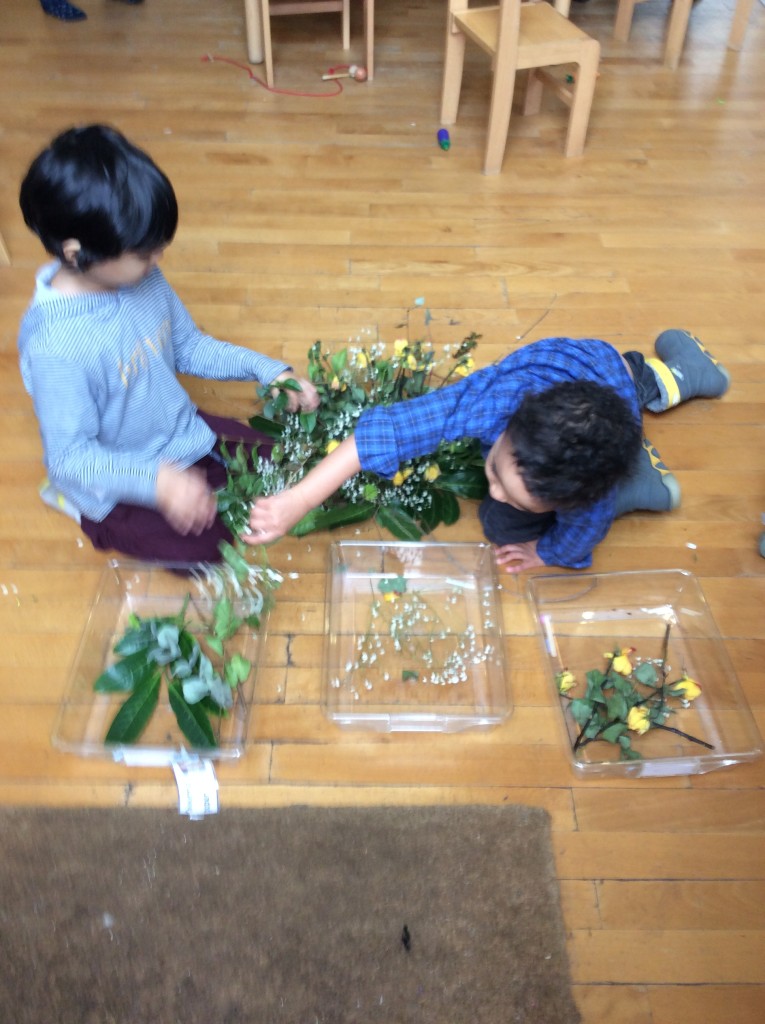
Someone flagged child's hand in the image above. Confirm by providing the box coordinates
[156,464,217,536]
[243,490,309,545]
[271,372,320,413]
[493,540,545,573]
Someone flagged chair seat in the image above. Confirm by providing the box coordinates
[455,4,594,70]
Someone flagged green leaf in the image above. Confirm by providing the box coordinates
[375,504,423,541]
[569,698,594,726]
[634,662,659,686]
[606,693,629,721]
[224,653,251,687]
[299,410,317,434]
[435,489,460,526]
[206,636,224,658]
[94,649,156,693]
[167,682,217,748]
[601,722,627,743]
[330,350,348,375]
[290,501,376,537]
[104,672,161,744]
[247,414,284,438]
[437,468,488,500]
[402,670,419,682]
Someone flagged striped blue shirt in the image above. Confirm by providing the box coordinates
[355,338,641,568]
[18,262,289,522]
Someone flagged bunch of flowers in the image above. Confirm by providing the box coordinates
[217,327,488,541]
[556,624,711,762]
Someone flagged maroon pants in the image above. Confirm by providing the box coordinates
[80,413,273,563]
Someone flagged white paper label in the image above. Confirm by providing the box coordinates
[172,759,220,819]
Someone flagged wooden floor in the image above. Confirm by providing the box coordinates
[1,0,764,1019]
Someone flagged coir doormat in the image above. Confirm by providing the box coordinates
[0,804,580,1024]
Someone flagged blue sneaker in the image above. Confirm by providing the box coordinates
[614,439,681,518]
[40,0,86,19]
[645,330,730,411]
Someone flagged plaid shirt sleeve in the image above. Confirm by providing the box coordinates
[536,493,617,569]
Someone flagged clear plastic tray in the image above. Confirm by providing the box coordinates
[324,541,511,732]
[53,561,268,765]
[527,569,763,778]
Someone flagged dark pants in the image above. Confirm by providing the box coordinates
[80,413,273,563]
[478,351,660,546]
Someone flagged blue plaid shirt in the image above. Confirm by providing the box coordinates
[355,337,641,568]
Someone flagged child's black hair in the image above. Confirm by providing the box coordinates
[19,124,178,270]
[505,380,642,507]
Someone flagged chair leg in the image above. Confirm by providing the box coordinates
[522,69,544,117]
[483,57,518,175]
[342,0,350,50]
[728,0,755,49]
[440,23,467,125]
[260,0,274,88]
[364,0,375,80]
[664,0,693,69]
[613,0,638,42]
[564,39,600,157]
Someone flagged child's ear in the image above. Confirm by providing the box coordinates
[60,239,82,268]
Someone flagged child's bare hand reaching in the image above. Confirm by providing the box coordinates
[493,540,545,574]
[271,372,320,413]
[156,464,217,536]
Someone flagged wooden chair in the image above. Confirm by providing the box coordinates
[614,0,757,70]
[244,0,375,89]
[440,0,600,175]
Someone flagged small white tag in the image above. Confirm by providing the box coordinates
[172,759,220,819]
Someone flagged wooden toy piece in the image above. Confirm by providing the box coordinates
[322,64,368,82]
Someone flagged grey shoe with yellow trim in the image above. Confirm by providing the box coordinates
[644,330,730,412]
[613,438,681,518]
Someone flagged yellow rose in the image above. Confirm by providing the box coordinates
[455,357,475,377]
[406,353,418,370]
[556,670,576,694]
[326,439,341,454]
[423,464,441,483]
[330,375,341,390]
[394,339,409,356]
[626,706,651,735]
[383,591,399,603]
[356,352,368,368]
[672,675,702,701]
[605,647,635,675]
[392,471,404,486]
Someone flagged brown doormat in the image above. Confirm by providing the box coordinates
[0,805,580,1024]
